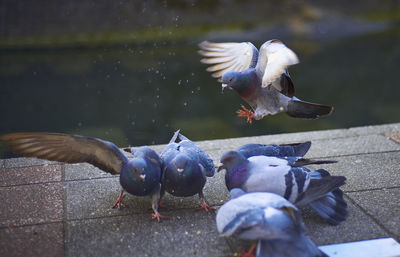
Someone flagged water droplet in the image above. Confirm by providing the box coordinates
[183,102,187,106]
[178,80,182,85]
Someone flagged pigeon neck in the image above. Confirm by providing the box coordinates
[225,161,250,191]
[232,69,259,97]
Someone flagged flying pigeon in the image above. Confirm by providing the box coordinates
[199,40,333,124]
[217,150,347,225]
[160,130,215,211]
[216,189,328,257]
[1,132,165,221]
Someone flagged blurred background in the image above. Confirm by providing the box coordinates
[1,0,399,157]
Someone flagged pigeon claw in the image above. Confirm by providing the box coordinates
[152,210,167,222]
[197,199,215,212]
[112,191,126,209]
[237,105,256,124]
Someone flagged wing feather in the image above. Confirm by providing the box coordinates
[1,132,127,175]
[255,40,299,89]
[198,41,259,81]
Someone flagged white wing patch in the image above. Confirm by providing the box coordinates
[260,40,299,89]
[198,41,257,81]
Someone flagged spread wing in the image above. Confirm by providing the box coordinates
[198,41,259,81]
[1,132,128,175]
[255,39,299,89]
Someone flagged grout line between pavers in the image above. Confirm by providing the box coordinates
[343,193,397,239]
[61,164,68,257]
[0,179,64,188]
[345,185,400,194]
[0,220,63,230]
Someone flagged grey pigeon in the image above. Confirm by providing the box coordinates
[1,132,165,221]
[218,150,347,225]
[160,130,215,211]
[199,40,333,124]
[216,189,328,257]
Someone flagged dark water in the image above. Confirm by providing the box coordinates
[1,26,400,158]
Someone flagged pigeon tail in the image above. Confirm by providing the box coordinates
[256,235,328,257]
[309,188,348,225]
[292,159,337,167]
[295,175,346,207]
[287,141,311,157]
[286,99,333,119]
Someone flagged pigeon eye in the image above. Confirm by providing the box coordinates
[229,78,232,82]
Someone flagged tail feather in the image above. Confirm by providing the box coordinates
[309,189,348,225]
[256,236,328,257]
[168,129,181,143]
[288,141,311,157]
[295,175,346,206]
[292,159,337,167]
[287,99,333,119]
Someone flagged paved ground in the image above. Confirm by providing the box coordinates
[1,123,400,257]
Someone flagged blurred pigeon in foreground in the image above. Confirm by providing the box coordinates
[216,189,328,257]
[199,40,333,124]
[218,150,347,225]
[160,130,215,211]
[1,132,165,221]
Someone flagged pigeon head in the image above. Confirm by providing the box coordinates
[221,71,242,92]
[218,150,248,172]
[120,157,161,196]
[165,153,197,176]
[123,158,148,181]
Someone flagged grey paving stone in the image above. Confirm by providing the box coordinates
[3,157,58,169]
[302,197,390,245]
[347,188,400,240]
[0,164,62,186]
[0,159,4,169]
[0,183,63,228]
[349,123,400,136]
[305,151,400,192]
[0,222,64,257]
[302,134,400,158]
[65,177,134,220]
[65,172,229,220]
[65,210,232,257]
[65,163,113,181]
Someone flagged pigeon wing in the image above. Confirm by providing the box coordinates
[1,132,127,175]
[198,41,259,81]
[256,40,299,89]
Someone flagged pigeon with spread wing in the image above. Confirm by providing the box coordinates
[1,132,165,221]
[199,40,333,124]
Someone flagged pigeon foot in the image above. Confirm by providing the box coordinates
[238,243,256,257]
[152,210,167,222]
[237,105,256,124]
[197,198,215,212]
[112,191,126,209]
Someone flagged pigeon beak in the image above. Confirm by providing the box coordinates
[221,84,228,93]
[139,174,146,181]
[216,163,225,172]
[177,168,184,173]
